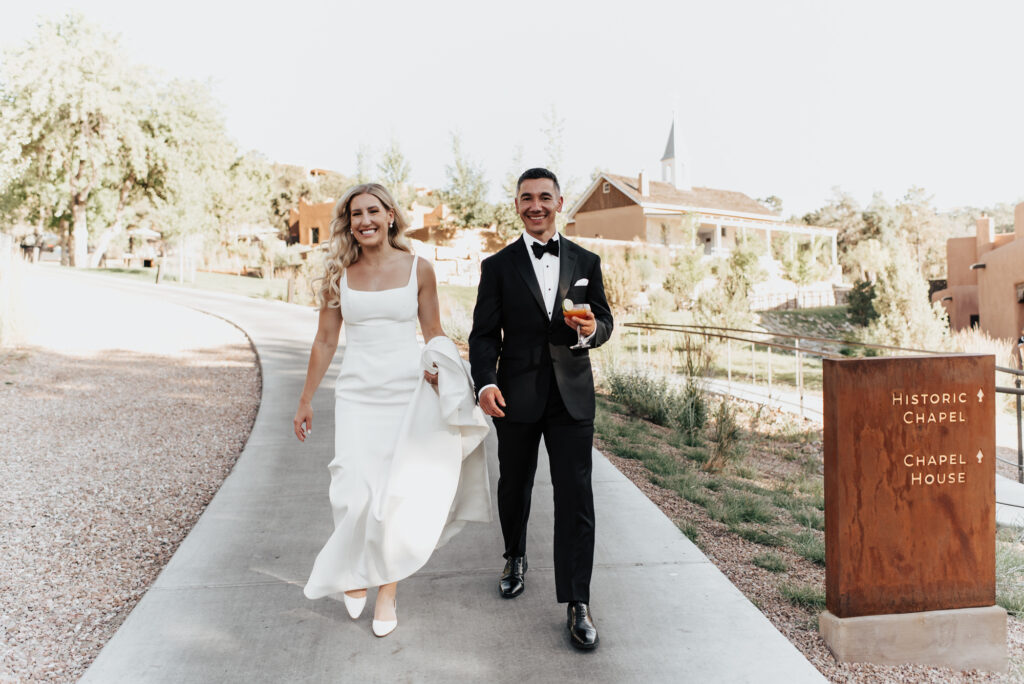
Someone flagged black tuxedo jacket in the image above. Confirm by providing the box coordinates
[469,236,614,423]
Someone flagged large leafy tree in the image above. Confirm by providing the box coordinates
[376,137,413,209]
[1,13,147,266]
[492,145,525,242]
[441,132,489,229]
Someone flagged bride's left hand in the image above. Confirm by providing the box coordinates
[424,369,438,386]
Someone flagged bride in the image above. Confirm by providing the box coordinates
[293,183,490,637]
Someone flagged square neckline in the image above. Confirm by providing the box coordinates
[344,254,418,293]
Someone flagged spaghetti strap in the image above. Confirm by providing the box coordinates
[408,255,419,289]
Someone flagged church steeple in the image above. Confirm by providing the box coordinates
[660,112,690,191]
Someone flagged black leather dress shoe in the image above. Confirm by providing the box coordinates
[499,555,527,598]
[567,601,599,650]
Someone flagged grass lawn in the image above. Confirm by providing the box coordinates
[88,267,291,301]
[89,267,480,313]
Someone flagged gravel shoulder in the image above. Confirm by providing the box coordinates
[0,269,260,683]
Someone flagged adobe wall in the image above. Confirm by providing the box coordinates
[978,238,1024,340]
[946,237,978,288]
[568,205,645,241]
[932,284,979,331]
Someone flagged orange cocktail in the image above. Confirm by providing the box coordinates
[562,299,592,349]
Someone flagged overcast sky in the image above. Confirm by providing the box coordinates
[3,0,1023,218]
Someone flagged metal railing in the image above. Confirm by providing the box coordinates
[621,321,1024,482]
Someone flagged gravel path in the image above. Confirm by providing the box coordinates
[0,268,260,683]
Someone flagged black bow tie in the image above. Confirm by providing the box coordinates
[531,239,559,259]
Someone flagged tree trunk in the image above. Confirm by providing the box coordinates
[89,179,132,268]
[58,219,71,266]
[71,201,88,267]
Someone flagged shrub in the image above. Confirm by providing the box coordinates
[779,581,826,611]
[704,399,742,471]
[785,529,826,565]
[753,552,789,573]
[732,525,785,547]
[846,278,878,327]
[793,507,825,531]
[708,491,774,525]
[604,368,675,426]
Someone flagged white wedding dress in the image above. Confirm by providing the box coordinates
[304,256,491,599]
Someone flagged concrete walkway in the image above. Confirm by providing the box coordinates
[64,267,824,683]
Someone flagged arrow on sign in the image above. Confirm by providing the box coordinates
[977,450,984,463]
[978,389,985,402]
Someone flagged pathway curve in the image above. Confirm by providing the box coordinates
[71,268,824,683]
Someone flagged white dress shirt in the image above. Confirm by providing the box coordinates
[522,231,560,319]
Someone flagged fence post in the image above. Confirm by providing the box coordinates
[767,343,773,398]
[727,338,732,389]
[751,341,756,384]
[796,338,804,417]
[1017,377,1022,484]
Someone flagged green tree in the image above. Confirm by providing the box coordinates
[847,278,878,327]
[377,137,413,209]
[0,13,147,266]
[802,188,865,276]
[355,144,373,185]
[441,132,489,229]
[492,145,524,243]
[861,247,948,350]
[662,245,708,310]
[695,238,766,329]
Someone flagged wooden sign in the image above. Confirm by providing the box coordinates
[823,355,995,618]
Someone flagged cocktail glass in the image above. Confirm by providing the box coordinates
[562,299,592,349]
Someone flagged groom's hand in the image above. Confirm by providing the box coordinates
[480,386,506,418]
[564,310,596,337]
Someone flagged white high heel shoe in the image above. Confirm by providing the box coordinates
[342,591,366,620]
[372,597,397,637]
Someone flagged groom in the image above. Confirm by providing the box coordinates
[469,168,613,650]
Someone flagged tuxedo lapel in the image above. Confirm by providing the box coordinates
[509,237,548,318]
[556,237,578,310]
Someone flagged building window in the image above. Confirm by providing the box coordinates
[602,182,610,194]
[970,314,980,329]
[312,227,320,244]
[720,226,727,237]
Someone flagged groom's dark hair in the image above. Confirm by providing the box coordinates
[516,167,560,195]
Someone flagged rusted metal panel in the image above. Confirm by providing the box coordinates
[824,355,996,618]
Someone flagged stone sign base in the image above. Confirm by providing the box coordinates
[820,606,1007,672]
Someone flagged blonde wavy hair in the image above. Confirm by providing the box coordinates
[315,183,412,309]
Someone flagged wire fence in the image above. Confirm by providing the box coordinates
[619,320,1024,485]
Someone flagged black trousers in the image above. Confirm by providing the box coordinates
[494,373,595,603]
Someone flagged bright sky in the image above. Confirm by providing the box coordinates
[3,0,1023,218]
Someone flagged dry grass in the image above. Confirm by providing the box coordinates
[597,394,1024,683]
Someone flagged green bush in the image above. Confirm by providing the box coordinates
[731,525,785,547]
[847,278,878,327]
[709,491,774,525]
[705,399,741,471]
[784,529,826,565]
[753,551,789,573]
[604,368,675,426]
[779,581,826,610]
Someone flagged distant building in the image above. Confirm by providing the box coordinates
[288,198,334,246]
[932,206,1024,340]
[565,116,838,265]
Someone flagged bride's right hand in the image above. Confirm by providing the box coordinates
[294,402,313,442]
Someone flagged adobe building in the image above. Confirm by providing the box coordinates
[288,197,334,246]
[288,193,449,247]
[565,117,838,264]
[931,205,1024,340]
